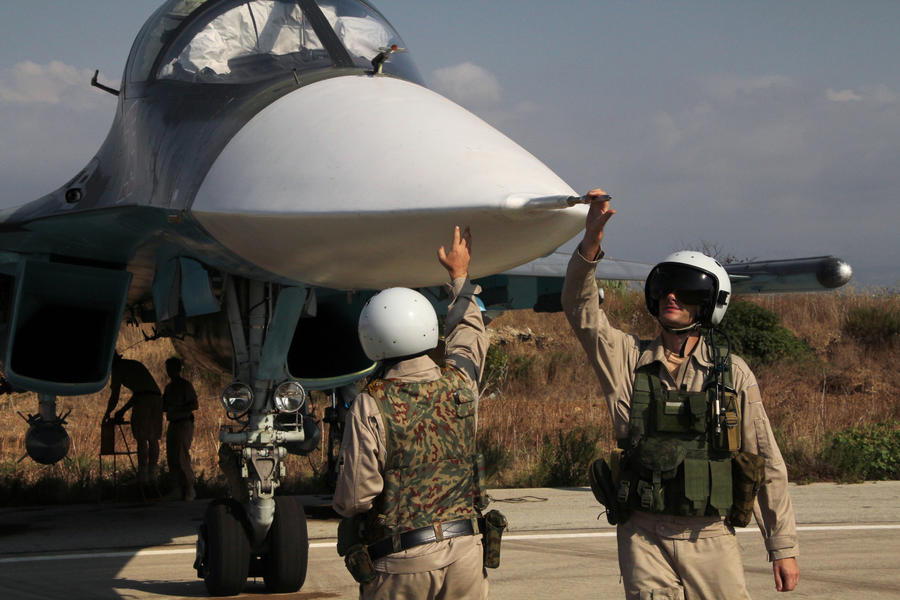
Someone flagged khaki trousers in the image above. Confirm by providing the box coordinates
[360,543,489,600]
[617,511,751,600]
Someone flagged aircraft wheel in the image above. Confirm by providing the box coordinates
[203,501,250,596]
[263,496,309,593]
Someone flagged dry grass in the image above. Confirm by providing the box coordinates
[477,290,899,484]
[1,290,898,499]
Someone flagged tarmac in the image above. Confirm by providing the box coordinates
[2,481,899,555]
[1,482,899,599]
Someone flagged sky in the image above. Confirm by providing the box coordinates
[0,1,898,289]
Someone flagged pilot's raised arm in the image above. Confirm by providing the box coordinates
[561,189,635,439]
[440,226,489,392]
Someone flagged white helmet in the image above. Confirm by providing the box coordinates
[358,288,439,361]
[644,251,732,327]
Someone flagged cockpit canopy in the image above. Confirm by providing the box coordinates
[126,0,420,86]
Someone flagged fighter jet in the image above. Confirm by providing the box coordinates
[0,0,851,596]
[0,0,592,594]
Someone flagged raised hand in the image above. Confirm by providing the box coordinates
[438,225,472,280]
[579,187,615,260]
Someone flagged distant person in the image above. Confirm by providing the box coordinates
[562,189,800,598]
[162,357,199,501]
[103,353,164,488]
[333,226,503,600]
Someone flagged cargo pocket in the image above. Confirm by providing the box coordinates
[454,390,475,418]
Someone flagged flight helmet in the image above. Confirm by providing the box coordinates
[644,251,732,327]
[358,287,439,361]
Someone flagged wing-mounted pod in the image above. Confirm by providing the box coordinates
[1,259,131,395]
[726,256,853,294]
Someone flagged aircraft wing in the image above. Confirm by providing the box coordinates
[501,250,653,281]
[468,251,852,314]
[461,251,651,314]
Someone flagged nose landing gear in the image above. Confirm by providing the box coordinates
[196,279,311,596]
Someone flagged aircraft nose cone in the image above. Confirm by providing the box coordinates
[192,76,584,289]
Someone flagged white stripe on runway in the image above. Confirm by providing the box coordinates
[1,524,898,565]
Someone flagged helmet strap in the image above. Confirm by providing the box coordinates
[659,320,701,335]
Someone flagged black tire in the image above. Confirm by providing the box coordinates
[203,501,250,596]
[263,496,309,593]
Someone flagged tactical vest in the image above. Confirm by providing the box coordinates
[617,354,741,517]
[365,366,485,541]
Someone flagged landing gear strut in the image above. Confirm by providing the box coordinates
[196,278,311,596]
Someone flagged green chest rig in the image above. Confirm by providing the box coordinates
[617,343,741,517]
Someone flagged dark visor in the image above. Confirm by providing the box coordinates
[646,264,716,305]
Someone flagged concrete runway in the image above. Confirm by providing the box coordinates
[1,482,899,599]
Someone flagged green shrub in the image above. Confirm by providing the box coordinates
[510,354,538,385]
[481,343,510,394]
[843,306,900,346]
[821,422,900,482]
[482,344,541,393]
[477,428,512,486]
[718,300,811,365]
[524,424,602,487]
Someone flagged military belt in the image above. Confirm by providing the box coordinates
[367,518,481,560]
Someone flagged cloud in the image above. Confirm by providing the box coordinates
[827,84,897,105]
[597,74,900,269]
[0,60,104,110]
[430,62,502,110]
[0,61,116,205]
[826,88,862,102]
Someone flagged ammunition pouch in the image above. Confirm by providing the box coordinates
[635,438,686,479]
[481,509,508,569]
[337,516,377,584]
[588,458,620,525]
[726,451,765,527]
[344,545,377,584]
[634,438,686,513]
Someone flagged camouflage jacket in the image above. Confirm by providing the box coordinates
[365,366,481,539]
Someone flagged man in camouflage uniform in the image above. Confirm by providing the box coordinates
[333,225,491,600]
[562,190,800,599]
[103,353,164,487]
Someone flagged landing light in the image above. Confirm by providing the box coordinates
[221,382,253,415]
[273,380,306,413]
